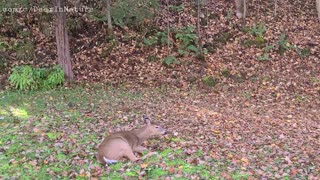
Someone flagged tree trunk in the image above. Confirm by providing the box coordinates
[235,0,247,19]
[317,0,320,22]
[106,0,113,31]
[235,0,244,18]
[54,0,74,81]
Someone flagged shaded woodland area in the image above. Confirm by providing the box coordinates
[0,0,319,179]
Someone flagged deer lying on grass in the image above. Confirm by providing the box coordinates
[97,115,167,165]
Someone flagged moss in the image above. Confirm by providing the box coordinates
[242,36,266,48]
[221,69,231,77]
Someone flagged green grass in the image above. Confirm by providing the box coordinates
[0,86,252,179]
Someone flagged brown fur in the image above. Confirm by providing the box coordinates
[97,116,166,164]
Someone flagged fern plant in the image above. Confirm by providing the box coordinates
[249,22,267,37]
[9,65,35,90]
[44,65,64,89]
[9,65,64,91]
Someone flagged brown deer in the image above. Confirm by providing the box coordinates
[97,115,167,165]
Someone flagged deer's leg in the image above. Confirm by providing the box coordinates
[124,148,140,162]
[133,146,147,153]
[133,146,157,160]
[142,151,158,159]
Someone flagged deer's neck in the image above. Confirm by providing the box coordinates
[131,126,151,143]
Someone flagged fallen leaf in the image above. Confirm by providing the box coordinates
[140,163,148,168]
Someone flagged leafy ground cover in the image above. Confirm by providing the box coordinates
[0,84,319,179]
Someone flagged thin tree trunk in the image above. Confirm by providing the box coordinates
[235,0,244,18]
[166,0,170,55]
[317,0,320,22]
[197,0,201,40]
[54,0,74,80]
[274,0,278,17]
[196,0,203,57]
[106,0,113,31]
[243,0,247,19]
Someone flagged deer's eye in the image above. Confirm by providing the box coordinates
[155,126,159,129]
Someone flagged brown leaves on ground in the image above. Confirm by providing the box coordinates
[0,0,319,179]
[85,86,319,178]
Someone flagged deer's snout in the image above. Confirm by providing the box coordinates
[161,128,167,135]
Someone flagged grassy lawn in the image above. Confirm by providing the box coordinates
[1,85,318,179]
[0,86,252,179]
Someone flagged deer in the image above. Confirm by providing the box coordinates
[96,115,167,165]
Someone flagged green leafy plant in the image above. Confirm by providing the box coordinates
[169,4,184,12]
[257,45,274,61]
[202,76,218,87]
[277,33,291,55]
[242,37,266,48]
[176,26,197,53]
[9,65,35,90]
[44,65,65,89]
[143,36,158,46]
[175,26,207,56]
[242,23,267,49]
[162,56,179,67]
[221,68,231,77]
[156,31,168,45]
[9,65,64,91]
[295,47,310,58]
[144,31,168,46]
[249,22,267,37]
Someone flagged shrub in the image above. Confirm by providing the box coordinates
[9,65,64,91]
[9,65,35,90]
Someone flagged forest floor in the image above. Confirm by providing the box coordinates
[0,0,320,179]
[0,84,319,179]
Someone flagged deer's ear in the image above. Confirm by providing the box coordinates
[143,115,151,125]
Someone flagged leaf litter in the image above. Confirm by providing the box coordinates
[0,0,320,179]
